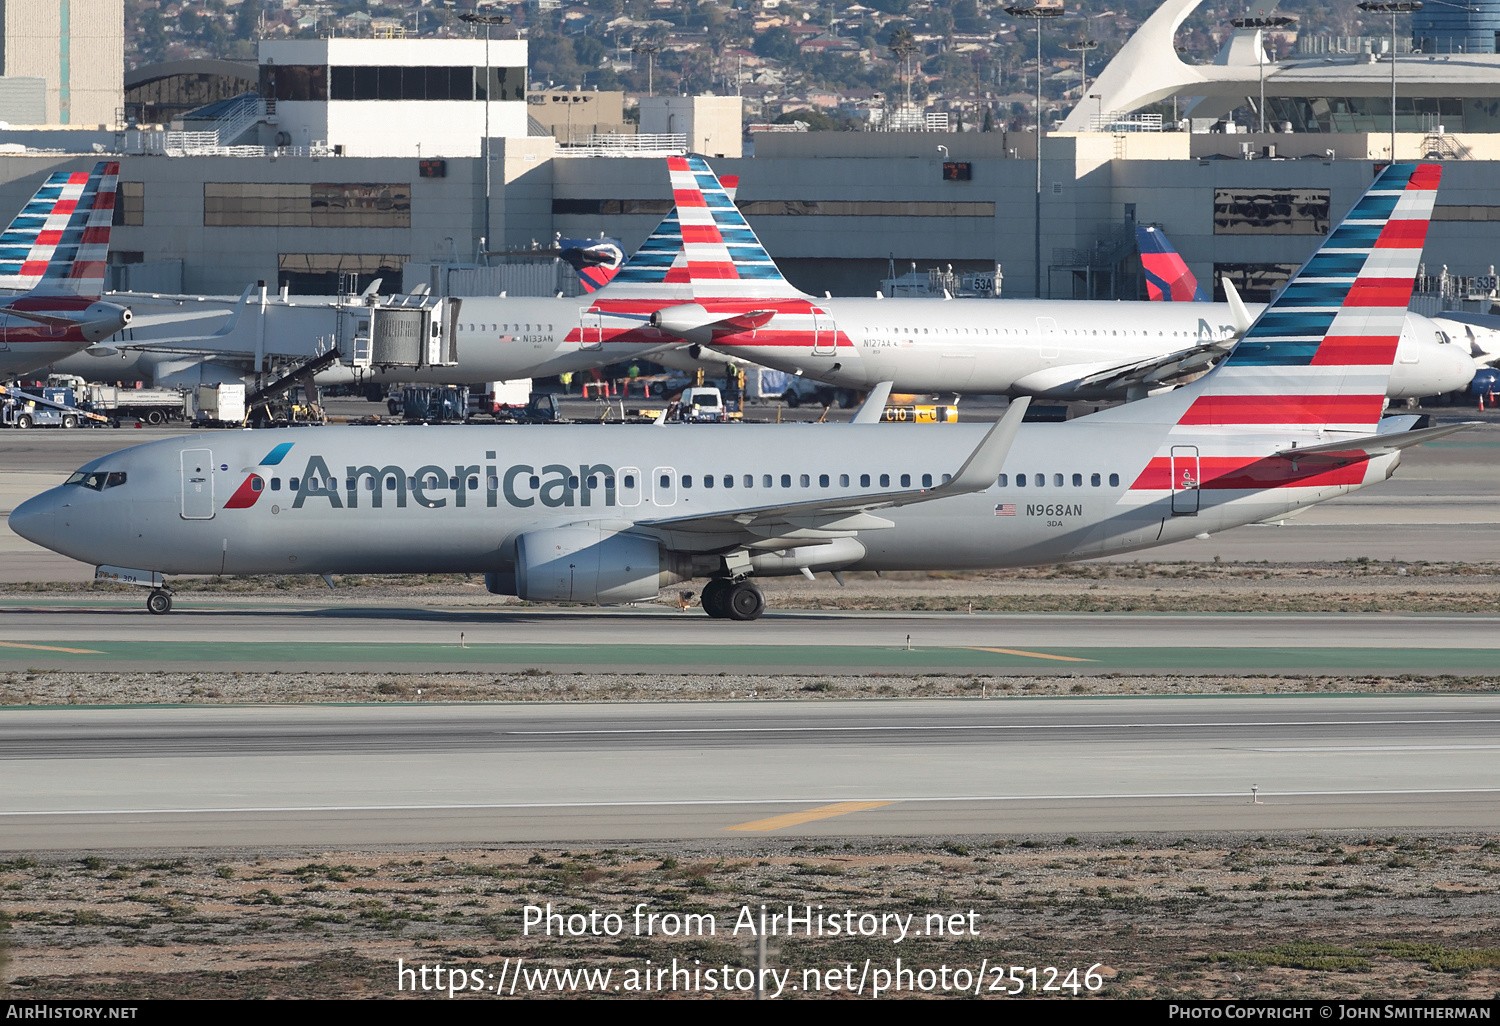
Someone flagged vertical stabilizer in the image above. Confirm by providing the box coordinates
[670,155,809,300]
[0,161,118,298]
[1136,225,1208,302]
[1183,162,1440,434]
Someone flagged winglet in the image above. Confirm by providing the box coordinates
[939,397,1031,494]
[1219,275,1253,336]
[851,381,894,424]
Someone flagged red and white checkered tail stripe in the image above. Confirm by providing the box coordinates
[1180,162,1440,432]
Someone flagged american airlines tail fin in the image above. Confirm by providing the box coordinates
[0,161,118,298]
[589,165,749,301]
[668,155,810,301]
[1136,225,1207,302]
[1131,163,1440,440]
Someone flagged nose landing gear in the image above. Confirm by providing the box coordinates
[146,589,173,615]
[700,578,765,621]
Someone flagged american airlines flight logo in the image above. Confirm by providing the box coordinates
[223,450,623,512]
[223,442,295,510]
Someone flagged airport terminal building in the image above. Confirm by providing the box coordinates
[0,16,1498,305]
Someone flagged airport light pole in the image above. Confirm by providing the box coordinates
[1357,1,1422,160]
[1063,39,1097,128]
[888,38,920,113]
[460,11,511,261]
[1005,4,1062,298]
[1229,14,1295,134]
[632,43,660,97]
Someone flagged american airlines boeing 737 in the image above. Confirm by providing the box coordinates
[9,163,1468,619]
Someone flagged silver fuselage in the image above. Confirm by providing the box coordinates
[10,413,1396,582]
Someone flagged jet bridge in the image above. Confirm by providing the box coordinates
[339,295,459,370]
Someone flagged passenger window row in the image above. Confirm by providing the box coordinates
[256,470,1120,497]
[675,472,950,490]
[997,472,1120,488]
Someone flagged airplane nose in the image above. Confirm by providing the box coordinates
[8,489,64,550]
[1450,346,1478,394]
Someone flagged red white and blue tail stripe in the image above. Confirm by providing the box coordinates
[1119,163,1441,499]
[590,170,742,296]
[669,155,807,300]
[0,161,118,298]
[1186,162,1439,434]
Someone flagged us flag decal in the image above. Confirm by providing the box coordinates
[995,504,1017,517]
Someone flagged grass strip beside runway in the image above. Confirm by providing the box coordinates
[0,640,1497,673]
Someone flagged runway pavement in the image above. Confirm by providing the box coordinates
[3,695,1497,848]
[1,602,1498,673]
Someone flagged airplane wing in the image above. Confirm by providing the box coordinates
[1068,338,1233,392]
[629,398,1029,551]
[0,308,96,330]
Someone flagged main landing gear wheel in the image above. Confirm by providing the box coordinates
[700,578,732,618]
[724,580,766,621]
[146,589,173,615]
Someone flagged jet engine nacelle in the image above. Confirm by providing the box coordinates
[649,303,717,346]
[83,301,133,342]
[514,526,667,604]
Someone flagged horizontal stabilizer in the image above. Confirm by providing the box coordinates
[1273,422,1476,465]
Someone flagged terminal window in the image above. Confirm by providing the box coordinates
[278,253,407,296]
[1213,263,1302,304]
[1213,189,1330,235]
[261,65,527,103]
[205,183,411,227]
[113,182,144,226]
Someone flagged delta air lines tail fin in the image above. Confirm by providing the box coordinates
[1136,225,1207,302]
[0,161,118,298]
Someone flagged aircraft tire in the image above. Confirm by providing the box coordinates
[724,581,765,621]
[701,578,732,618]
[146,590,172,615]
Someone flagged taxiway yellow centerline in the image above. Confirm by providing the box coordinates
[726,800,894,832]
[0,641,104,654]
[966,646,1095,663]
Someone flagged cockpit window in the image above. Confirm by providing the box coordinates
[65,470,126,491]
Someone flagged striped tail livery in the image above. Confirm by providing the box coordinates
[1092,162,1458,528]
[0,161,133,375]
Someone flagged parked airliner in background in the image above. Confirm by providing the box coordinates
[0,162,132,376]
[11,164,1469,620]
[651,157,1470,401]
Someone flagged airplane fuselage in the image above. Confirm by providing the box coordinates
[703,297,1472,400]
[11,418,1396,587]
